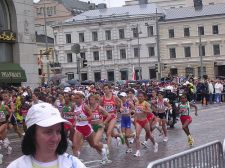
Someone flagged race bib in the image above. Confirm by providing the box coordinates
[93,114,101,120]
[105,105,114,113]
[0,111,6,121]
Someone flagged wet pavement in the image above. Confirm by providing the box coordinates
[2,103,225,168]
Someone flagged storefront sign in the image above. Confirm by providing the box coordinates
[0,72,22,78]
[0,31,16,43]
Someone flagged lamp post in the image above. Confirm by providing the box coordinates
[199,29,203,80]
[43,0,50,84]
[131,24,142,80]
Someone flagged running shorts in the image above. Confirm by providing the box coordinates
[180,115,192,125]
[92,124,103,133]
[6,114,17,126]
[147,113,155,121]
[75,124,93,138]
[157,112,167,120]
[64,119,75,131]
[135,119,148,128]
[121,116,131,128]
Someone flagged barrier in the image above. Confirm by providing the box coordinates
[147,140,224,168]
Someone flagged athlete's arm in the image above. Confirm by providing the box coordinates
[99,106,110,124]
[83,105,93,121]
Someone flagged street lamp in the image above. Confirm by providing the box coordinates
[131,24,142,80]
[43,0,50,84]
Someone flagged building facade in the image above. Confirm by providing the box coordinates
[159,3,225,79]
[0,0,38,87]
[53,4,165,82]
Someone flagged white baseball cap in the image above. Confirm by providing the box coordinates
[119,92,127,97]
[25,103,70,129]
[64,87,71,93]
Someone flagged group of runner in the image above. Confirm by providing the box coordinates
[0,83,198,164]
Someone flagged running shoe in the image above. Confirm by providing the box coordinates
[0,154,3,164]
[129,138,135,144]
[116,137,122,146]
[101,148,107,161]
[126,148,133,153]
[103,144,109,158]
[7,146,12,155]
[100,158,112,165]
[134,150,141,157]
[188,135,194,147]
[141,141,149,148]
[163,137,168,142]
[153,143,158,153]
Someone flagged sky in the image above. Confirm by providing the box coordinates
[33,0,126,7]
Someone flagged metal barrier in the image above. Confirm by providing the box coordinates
[147,140,225,168]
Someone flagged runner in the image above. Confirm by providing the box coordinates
[134,91,158,157]
[88,94,111,159]
[152,91,172,142]
[100,84,124,148]
[119,92,135,153]
[72,91,110,164]
[177,94,198,147]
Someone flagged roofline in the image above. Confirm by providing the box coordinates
[52,13,165,28]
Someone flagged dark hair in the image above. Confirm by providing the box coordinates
[22,124,68,155]
[103,83,111,89]
[127,88,135,94]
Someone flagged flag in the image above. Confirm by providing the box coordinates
[132,66,136,80]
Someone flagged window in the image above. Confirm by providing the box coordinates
[105,30,111,40]
[79,33,84,42]
[148,47,155,57]
[66,34,71,43]
[67,53,73,63]
[120,70,128,80]
[212,25,219,34]
[135,69,142,80]
[106,50,112,60]
[119,29,125,39]
[92,31,98,41]
[134,48,139,58]
[198,26,204,35]
[120,49,126,59]
[93,51,99,61]
[184,47,191,57]
[81,73,87,81]
[147,26,154,37]
[80,52,86,59]
[54,6,56,15]
[67,73,74,80]
[94,72,101,82]
[169,48,176,58]
[107,71,114,81]
[213,44,220,55]
[149,69,157,79]
[170,68,178,76]
[133,27,139,38]
[184,27,190,37]
[198,67,206,77]
[169,29,174,38]
[199,46,205,56]
[185,67,194,77]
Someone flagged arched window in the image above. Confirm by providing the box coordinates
[0,0,13,63]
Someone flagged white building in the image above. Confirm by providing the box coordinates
[0,0,38,88]
[159,3,225,78]
[125,0,225,9]
[53,3,165,82]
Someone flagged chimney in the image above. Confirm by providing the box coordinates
[193,0,203,10]
[139,0,148,5]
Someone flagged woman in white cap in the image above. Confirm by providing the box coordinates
[7,102,86,168]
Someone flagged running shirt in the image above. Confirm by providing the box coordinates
[156,99,166,113]
[135,101,147,114]
[74,104,89,126]
[62,102,73,120]
[121,101,130,115]
[102,95,117,114]
[91,105,102,122]
[179,102,190,116]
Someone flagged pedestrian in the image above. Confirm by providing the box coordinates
[7,102,86,168]
[177,94,198,147]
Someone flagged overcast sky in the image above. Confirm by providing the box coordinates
[33,0,126,7]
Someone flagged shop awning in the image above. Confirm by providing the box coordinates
[0,63,27,83]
